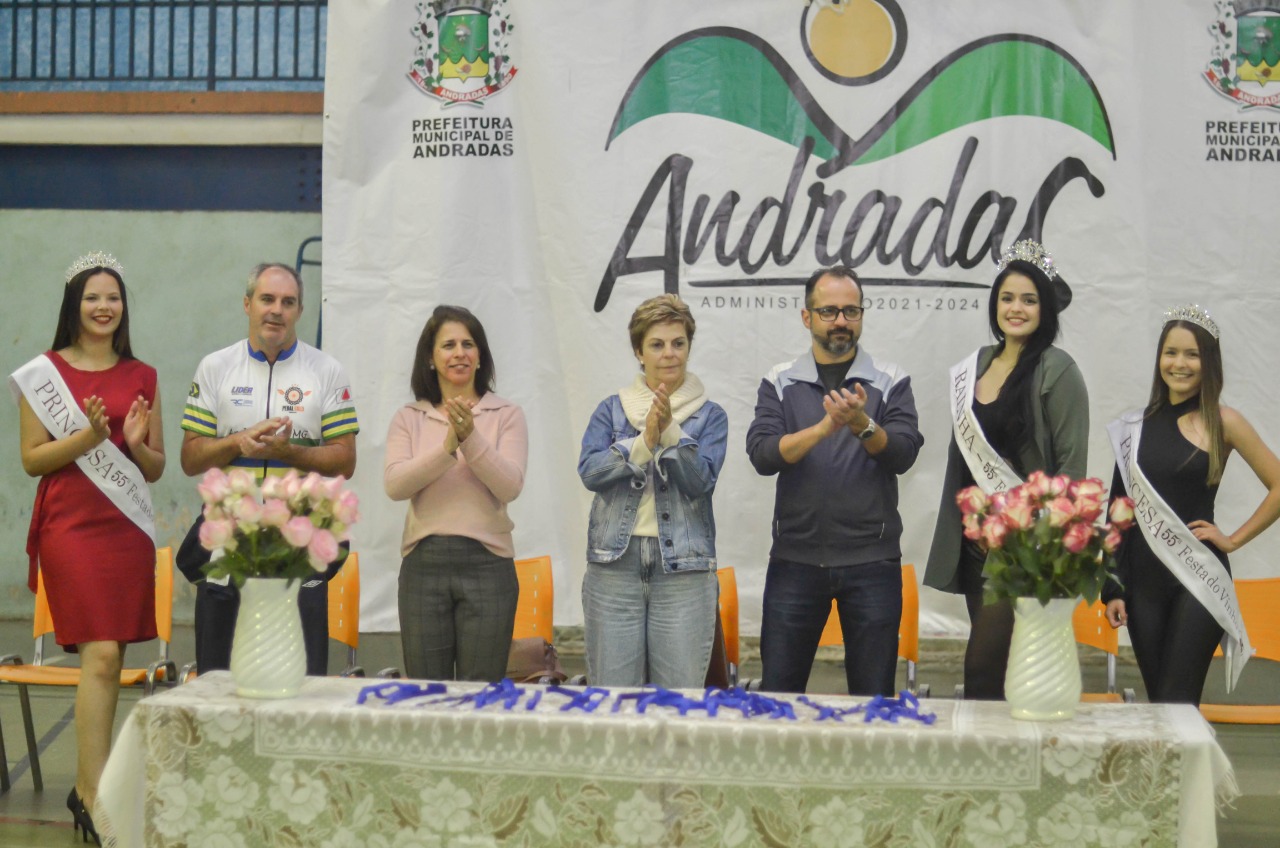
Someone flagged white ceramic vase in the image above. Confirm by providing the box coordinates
[1005,596,1081,721]
[230,577,306,699]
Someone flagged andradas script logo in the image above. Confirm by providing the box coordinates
[409,0,516,106]
[1204,0,1280,110]
[598,1,1113,311]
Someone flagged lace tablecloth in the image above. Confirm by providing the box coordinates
[98,672,1236,847]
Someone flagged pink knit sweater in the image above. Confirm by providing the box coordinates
[383,393,528,558]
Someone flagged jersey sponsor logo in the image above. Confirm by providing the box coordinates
[340,386,352,401]
[189,381,200,398]
[278,385,312,413]
[231,386,253,395]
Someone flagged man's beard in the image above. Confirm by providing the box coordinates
[815,329,855,357]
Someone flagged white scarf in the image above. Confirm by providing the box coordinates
[949,350,1022,496]
[618,372,708,431]
[1108,411,1250,690]
[9,353,156,542]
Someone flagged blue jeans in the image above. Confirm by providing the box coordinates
[583,536,718,688]
[760,557,901,695]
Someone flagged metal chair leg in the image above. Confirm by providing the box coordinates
[17,684,41,792]
[0,708,10,793]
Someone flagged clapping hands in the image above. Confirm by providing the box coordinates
[83,395,111,446]
[643,383,673,450]
[238,416,293,459]
[122,395,152,450]
[443,397,476,454]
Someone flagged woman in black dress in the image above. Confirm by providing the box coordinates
[1105,307,1280,703]
[923,241,1089,699]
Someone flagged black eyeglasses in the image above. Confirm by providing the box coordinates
[812,305,865,322]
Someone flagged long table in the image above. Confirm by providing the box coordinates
[99,673,1236,847]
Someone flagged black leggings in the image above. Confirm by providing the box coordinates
[958,541,1013,700]
[1125,562,1225,705]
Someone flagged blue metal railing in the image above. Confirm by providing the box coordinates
[0,0,326,92]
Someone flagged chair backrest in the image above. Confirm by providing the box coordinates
[899,564,920,664]
[818,564,919,662]
[513,555,554,643]
[33,570,54,643]
[1072,599,1118,656]
[327,552,361,651]
[716,567,740,667]
[33,546,175,664]
[1212,577,1280,663]
[155,546,174,646]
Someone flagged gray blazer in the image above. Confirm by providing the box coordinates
[923,344,1090,593]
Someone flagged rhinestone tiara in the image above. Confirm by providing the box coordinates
[995,239,1059,281]
[1163,304,1220,340]
[64,251,124,285]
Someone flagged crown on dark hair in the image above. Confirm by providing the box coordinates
[65,251,124,285]
[995,240,1058,281]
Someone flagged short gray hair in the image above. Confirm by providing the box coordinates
[246,262,304,304]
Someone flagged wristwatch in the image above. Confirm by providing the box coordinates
[857,418,878,441]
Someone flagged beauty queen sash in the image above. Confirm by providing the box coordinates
[9,354,156,542]
[950,351,1023,496]
[1108,412,1251,690]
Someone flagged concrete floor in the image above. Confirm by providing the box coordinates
[0,622,1277,847]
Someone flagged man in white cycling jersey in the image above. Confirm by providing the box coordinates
[180,262,359,675]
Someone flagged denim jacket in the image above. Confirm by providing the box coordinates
[578,393,728,572]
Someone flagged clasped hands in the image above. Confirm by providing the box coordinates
[237,416,294,459]
[820,383,870,436]
[643,383,673,450]
[443,397,476,454]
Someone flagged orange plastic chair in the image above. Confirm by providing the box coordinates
[716,567,740,684]
[327,552,363,677]
[1072,599,1133,703]
[513,556,555,644]
[0,546,177,792]
[818,564,924,694]
[1201,577,1280,724]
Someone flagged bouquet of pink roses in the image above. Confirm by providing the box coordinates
[957,471,1136,605]
[196,468,360,587]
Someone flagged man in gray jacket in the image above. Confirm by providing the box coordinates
[746,266,923,695]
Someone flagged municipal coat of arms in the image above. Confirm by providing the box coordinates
[409,0,516,106]
[1204,0,1280,110]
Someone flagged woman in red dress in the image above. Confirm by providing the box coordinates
[15,253,165,843]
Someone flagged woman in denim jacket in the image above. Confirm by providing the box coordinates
[578,295,728,688]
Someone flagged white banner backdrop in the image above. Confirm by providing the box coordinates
[324,0,1280,634]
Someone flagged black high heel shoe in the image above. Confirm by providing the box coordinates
[66,788,101,845]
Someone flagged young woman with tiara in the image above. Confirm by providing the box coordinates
[11,253,165,843]
[923,240,1089,699]
[1105,306,1280,704]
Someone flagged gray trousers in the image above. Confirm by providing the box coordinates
[398,535,519,681]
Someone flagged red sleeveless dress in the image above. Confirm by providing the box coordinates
[25,351,158,648]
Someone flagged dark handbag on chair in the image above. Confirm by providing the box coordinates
[506,637,567,684]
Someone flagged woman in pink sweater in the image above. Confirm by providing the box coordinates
[384,306,528,680]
